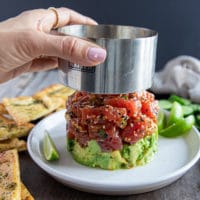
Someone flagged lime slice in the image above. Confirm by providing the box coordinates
[43,130,59,161]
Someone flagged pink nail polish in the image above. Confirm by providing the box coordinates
[87,48,106,62]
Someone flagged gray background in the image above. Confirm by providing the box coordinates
[0,0,199,71]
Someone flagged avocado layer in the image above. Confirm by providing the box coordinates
[67,131,158,170]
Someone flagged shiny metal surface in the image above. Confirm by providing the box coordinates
[58,25,158,94]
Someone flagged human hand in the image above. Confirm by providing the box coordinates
[0,7,107,83]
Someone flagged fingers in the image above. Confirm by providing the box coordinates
[0,57,58,83]
[41,7,97,32]
[29,57,58,72]
[14,57,58,75]
[0,29,106,73]
[56,7,98,26]
[37,32,107,66]
[9,8,97,33]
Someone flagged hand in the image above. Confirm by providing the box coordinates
[0,7,107,83]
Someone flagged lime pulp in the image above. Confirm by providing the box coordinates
[43,130,59,161]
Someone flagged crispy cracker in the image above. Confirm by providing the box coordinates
[0,103,8,114]
[21,182,34,200]
[34,84,75,109]
[0,149,21,200]
[0,138,26,152]
[2,96,61,124]
[0,115,34,141]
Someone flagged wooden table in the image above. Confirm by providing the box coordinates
[0,70,199,200]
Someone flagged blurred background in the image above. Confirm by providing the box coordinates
[0,0,199,71]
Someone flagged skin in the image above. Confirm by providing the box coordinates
[0,7,106,83]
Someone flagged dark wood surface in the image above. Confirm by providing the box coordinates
[0,70,199,200]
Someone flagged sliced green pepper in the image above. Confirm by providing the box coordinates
[167,102,183,126]
[168,95,191,105]
[159,115,195,137]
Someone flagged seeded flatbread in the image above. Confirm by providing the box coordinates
[2,96,61,125]
[34,84,75,109]
[0,103,8,115]
[0,149,21,200]
[21,182,34,200]
[0,138,26,152]
[0,115,34,141]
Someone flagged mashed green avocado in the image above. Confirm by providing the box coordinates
[67,131,158,170]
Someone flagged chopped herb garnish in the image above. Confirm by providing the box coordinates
[69,111,75,118]
[121,95,128,100]
[120,118,127,128]
[98,129,107,138]
[67,139,75,152]
[5,182,17,190]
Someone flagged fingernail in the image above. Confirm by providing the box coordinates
[87,47,106,62]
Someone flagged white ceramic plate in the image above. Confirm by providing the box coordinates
[27,110,200,195]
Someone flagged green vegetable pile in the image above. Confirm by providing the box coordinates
[158,94,198,137]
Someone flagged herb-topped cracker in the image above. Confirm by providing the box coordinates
[0,138,26,152]
[2,96,61,124]
[0,103,8,115]
[0,149,21,200]
[34,84,75,109]
[0,115,34,140]
[21,182,34,200]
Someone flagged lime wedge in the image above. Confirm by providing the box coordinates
[43,130,59,161]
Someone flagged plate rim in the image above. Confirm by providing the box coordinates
[27,110,200,189]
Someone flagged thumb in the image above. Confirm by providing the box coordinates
[38,32,107,66]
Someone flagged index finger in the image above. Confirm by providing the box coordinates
[48,7,98,29]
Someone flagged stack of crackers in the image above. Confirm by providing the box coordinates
[0,84,75,199]
[0,84,75,152]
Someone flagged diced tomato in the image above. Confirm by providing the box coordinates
[104,98,141,117]
[141,100,158,122]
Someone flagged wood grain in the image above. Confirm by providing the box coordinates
[0,70,199,200]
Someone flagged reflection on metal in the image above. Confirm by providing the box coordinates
[58,25,158,94]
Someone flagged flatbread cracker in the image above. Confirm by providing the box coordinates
[2,96,61,124]
[0,115,34,141]
[21,182,34,200]
[34,84,75,109]
[0,138,26,152]
[0,103,8,114]
[0,149,21,200]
